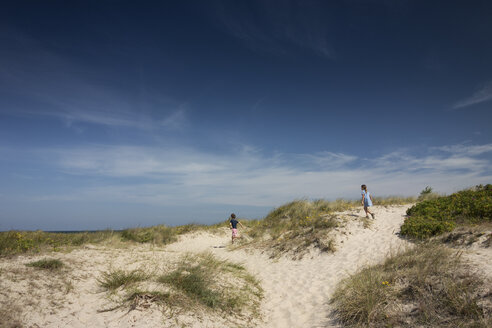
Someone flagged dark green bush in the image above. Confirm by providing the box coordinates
[402,184,492,239]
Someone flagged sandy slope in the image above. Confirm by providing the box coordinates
[2,205,489,327]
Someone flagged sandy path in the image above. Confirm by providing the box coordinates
[166,205,412,328]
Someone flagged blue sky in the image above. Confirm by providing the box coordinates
[1,0,491,231]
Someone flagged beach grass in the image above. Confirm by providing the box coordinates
[158,252,263,313]
[98,269,149,291]
[240,196,414,259]
[330,242,492,327]
[98,252,263,319]
[26,258,64,270]
[0,230,115,256]
[237,199,340,259]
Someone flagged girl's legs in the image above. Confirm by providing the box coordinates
[364,206,375,219]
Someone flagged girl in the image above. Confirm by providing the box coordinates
[361,184,375,219]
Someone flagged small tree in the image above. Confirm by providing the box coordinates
[417,186,438,202]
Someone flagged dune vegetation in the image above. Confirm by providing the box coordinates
[98,252,263,320]
[1,185,491,327]
[331,184,492,327]
[0,196,416,257]
[331,242,492,327]
[0,223,226,257]
[401,184,492,239]
[237,197,415,259]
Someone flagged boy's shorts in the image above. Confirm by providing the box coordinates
[232,228,238,237]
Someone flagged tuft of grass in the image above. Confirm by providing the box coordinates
[158,253,263,314]
[26,258,63,270]
[402,184,492,239]
[98,269,148,291]
[331,243,492,327]
[97,253,263,321]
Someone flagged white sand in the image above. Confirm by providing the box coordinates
[1,205,490,327]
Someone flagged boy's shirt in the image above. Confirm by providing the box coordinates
[230,219,238,229]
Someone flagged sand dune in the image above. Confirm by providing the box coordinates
[169,205,412,328]
[1,205,490,327]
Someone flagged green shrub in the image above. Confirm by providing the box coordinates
[400,216,456,239]
[401,184,492,239]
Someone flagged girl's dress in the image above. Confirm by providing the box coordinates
[362,190,373,207]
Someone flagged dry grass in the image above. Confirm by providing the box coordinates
[330,243,492,327]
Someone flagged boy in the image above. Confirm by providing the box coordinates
[229,213,245,244]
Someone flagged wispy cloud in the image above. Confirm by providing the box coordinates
[434,143,492,156]
[453,81,492,109]
[0,29,187,130]
[22,143,492,207]
[213,0,335,59]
